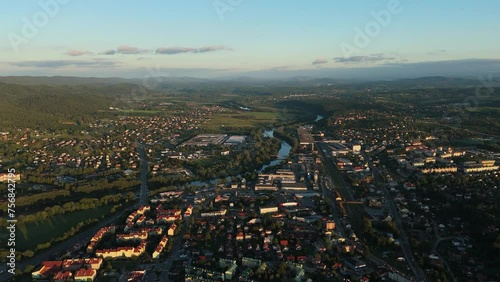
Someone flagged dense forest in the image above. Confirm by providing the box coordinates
[0,83,138,129]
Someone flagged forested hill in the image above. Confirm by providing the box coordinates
[0,82,135,130]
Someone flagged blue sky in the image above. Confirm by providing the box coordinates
[1,0,499,79]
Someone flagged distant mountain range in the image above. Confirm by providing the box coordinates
[1,75,498,89]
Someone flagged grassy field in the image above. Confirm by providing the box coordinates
[115,109,162,115]
[203,111,279,131]
[16,205,113,251]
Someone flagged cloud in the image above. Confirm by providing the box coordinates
[198,46,230,53]
[332,54,398,64]
[312,59,328,65]
[10,59,120,68]
[266,65,294,71]
[99,46,148,55]
[101,50,116,55]
[155,45,230,55]
[156,47,195,55]
[65,49,92,56]
[94,45,230,56]
[427,49,448,55]
[116,45,149,54]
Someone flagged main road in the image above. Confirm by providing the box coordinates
[137,141,149,206]
[367,155,427,282]
[159,219,190,282]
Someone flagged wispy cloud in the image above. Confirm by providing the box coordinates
[427,49,448,55]
[65,49,93,56]
[332,54,399,64]
[312,59,328,65]
[266,65,294,71]
[101,50,116,55]
[198,46,230,53]
[95,45,230,56]
[155,45,230,55]
[116,45,149,54]
[10,59,120,68]
[156,47,195,55]
[99,46,148,55]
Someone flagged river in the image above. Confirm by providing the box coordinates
[259,128,292,172]
[261,114,323,171]
[187,114,323,185]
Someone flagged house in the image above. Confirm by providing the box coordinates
[141,227,163,236]
[32,261,62,279]
[225,263,238,280]
[168,223,177,236]
[84,258,103,270]
[153,236,168,259]
[136,215,146,226]
[96,242,146,258]
[344,257,367,271]
[74,268,97,282]
[127,270,146,282]
[259,206,278,215]
[53,271,72,282]
[403,182,416,190]
[184,205,193,217]
[236,232,244,241]
[116,231,149,242]
[242,257,262,268]
[87,226,116,253]
[62,258,83,271]
[0,173,20,182]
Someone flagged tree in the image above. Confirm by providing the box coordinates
[23,265,35,274]
[22,250,34,258]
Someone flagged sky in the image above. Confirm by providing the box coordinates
[1,0,499,79]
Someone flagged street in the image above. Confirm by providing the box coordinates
[368,158,427,282]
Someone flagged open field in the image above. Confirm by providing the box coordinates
[104,109,163,116]
[203,110,279,131]
[16,205,114,251]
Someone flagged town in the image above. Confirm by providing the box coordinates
[1,77,499,281]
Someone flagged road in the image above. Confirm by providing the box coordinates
[318,175,346,237]
[0,141,149,282]
[317,143,418,281]
[368,159,427,282]
[431,221,458,282]
[317,143,362,230]
[160,219,190,282]
[137,141,149,206]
